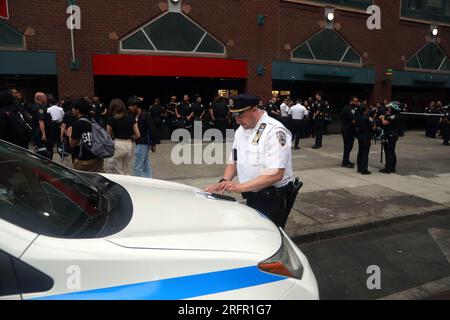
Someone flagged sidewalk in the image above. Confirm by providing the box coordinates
[153,131,450,241]
[56,131,450,241]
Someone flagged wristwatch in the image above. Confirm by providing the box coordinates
[219,178,228,183]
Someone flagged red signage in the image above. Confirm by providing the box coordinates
[92,54,248,79]
[0,0,9,19]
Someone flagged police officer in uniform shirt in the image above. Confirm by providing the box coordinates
[355,104,374,175]
[312,92,328,149]
[31,92,54,159]
[341,96,359,168]
[205,94,295,229]
[379,101,402,174]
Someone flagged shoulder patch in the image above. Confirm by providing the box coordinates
[276,131,287,147]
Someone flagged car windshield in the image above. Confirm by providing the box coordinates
[0,141,100,237]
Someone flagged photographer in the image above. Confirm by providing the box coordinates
[379,101,402,174]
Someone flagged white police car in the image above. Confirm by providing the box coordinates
[0,140,319,300]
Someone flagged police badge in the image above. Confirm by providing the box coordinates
[276,131,287,147]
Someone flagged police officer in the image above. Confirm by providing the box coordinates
[31,92,54,159]
[205,94,295,229]
[379,101,402,174]
[355,104,374,175]
[442,106,450,146]
[341,96,358,168]
[312,92,328,149]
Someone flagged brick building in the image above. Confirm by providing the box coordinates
[1,0,450,112]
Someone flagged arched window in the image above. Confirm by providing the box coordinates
[292,29,361,65]
[0,21,24,49]
[120,12,225,56]
[406,42,450,72]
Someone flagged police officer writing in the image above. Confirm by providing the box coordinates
[355,104,375,175]
[379,101,402,174]
[205,94,295,229]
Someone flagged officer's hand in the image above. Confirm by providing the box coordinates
[42,135,47,142]
[224,182,245,194]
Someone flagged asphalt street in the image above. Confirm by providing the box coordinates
[297,210,450,300]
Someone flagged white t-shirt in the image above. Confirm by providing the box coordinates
[230,112,293,189]
[289,103,308,120]
[280,103,290,118]
[47,105,65,122]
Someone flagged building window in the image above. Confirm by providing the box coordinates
[292,29,362,65]
[120,12,225,55]
[401,0,450,23]
[0,21,25,49]
[310,0,373,10]
[406,42,450,72]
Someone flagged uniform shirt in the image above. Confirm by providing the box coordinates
[47,105,65,123]
[231,112,293,189]
[31,103,50,128]
[71,116,95,161]
[280,103,290,118]
[341,104,356,131]
[192,103,205,119]
[312,100,327,120]
[177,103,193,118]
[289,103,308,120]
[355,115,373,138]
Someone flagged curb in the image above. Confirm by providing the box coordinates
[289,207,450,244]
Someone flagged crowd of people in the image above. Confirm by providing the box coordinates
[1,88,449,177]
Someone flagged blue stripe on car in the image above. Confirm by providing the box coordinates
[34,266,287,300]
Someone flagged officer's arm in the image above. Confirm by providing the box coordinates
[39,120,46,141]
[223,163,237,182]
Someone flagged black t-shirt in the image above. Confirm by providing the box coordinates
[135,112,157,146]
[150,105,165,121]
[63,112,76,128]
[108,115,136,140]
[72,117,95,160]
[213,102,229,119]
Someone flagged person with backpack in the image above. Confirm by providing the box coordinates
[69,98,107,172]
[107,99,140,176]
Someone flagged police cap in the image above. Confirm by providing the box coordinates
[230,94,260,113]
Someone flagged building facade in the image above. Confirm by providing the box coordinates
[1,0,450,111]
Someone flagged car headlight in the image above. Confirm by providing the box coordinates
[258,231,304,280]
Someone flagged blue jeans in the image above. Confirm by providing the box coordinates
[133,144,152,178]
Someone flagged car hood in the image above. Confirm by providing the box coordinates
[102,174,282,256]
